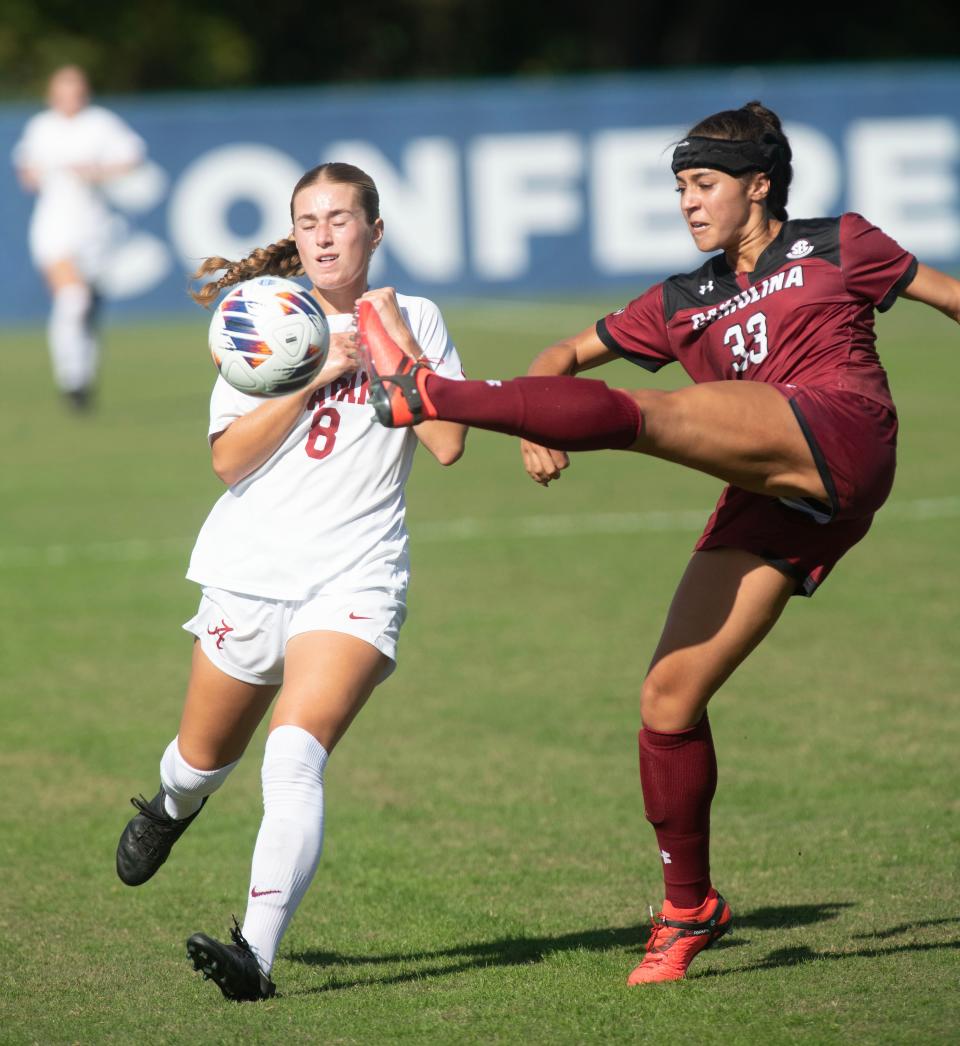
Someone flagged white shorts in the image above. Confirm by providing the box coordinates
[29,208,110,278]
[183,585,407,687]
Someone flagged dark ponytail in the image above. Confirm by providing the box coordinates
[687,100,792,221]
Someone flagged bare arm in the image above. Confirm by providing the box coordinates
[413,418,467,465]
[15,166,40,193]
[526,325,619,377]
[72,159,142,183]
[522,325,618,486]
[211,333,358,486]
[901,263,960,324]
[15,158,141,194]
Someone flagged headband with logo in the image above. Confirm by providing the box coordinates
[671,136,781,176]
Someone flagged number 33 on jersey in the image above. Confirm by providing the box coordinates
[596,212,918,407]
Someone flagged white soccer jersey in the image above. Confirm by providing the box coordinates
[11,104,145,272]
[187,293,464,602]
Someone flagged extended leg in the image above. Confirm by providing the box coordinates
[358,302,826,502]
[422,376,823,500]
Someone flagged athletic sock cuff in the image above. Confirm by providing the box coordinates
[639,714,712,750]
[611,389,645,446]
[264,724,329,772]
[161,737,239,792]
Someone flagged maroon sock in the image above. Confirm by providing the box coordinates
[422,374,642,450]
[638,715,717,909]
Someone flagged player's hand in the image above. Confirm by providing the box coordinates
[306,332,359,391]
[521,439,570,486]
[356,287,422,358]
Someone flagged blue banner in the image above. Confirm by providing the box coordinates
[2,64,959,320]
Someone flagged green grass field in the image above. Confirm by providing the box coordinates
[1,297,957,1044]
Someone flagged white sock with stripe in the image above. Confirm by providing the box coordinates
[241,725,328,975]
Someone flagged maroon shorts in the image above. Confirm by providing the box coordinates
[696,385,898,596]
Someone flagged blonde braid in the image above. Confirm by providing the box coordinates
[189,236,304,307]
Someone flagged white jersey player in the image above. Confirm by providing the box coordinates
[187,295,461,612]
[12,65,145,409]
[115,163,467,1002]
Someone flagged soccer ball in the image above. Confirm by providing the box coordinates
[208,276,329,396]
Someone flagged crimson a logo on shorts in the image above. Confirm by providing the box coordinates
[207,618,233,650]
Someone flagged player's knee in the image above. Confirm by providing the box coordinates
[640,671,704,731]
[160,737,238,799]
[261,725,328,810]
[640,674,669,725]
[52,282,92,321]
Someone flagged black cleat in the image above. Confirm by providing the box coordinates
[64,387,94,412]
[187,919,276,1002]
[116,788,205,886]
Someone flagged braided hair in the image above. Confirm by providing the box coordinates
[190,162,380,307]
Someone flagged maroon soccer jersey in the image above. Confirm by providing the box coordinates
[597,214,917,410]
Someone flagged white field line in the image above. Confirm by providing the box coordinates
[1,496,958,569]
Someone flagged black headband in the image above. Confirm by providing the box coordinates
[671,136,781,176]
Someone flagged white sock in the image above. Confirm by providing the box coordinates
[159,737,238,819]
[241,725,328,975]
[48,284,97,392]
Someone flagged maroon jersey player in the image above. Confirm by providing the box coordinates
[601,212,912,407]
[355,101,960,986]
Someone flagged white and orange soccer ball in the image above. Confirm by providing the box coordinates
[208,276,329,396]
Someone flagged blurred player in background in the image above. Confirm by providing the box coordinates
[115,162,467,1001]
[12,64,145,410]
[357,101,960,985]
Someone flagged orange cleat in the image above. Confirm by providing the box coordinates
[356,300,437,427]
[627,889,732,985]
